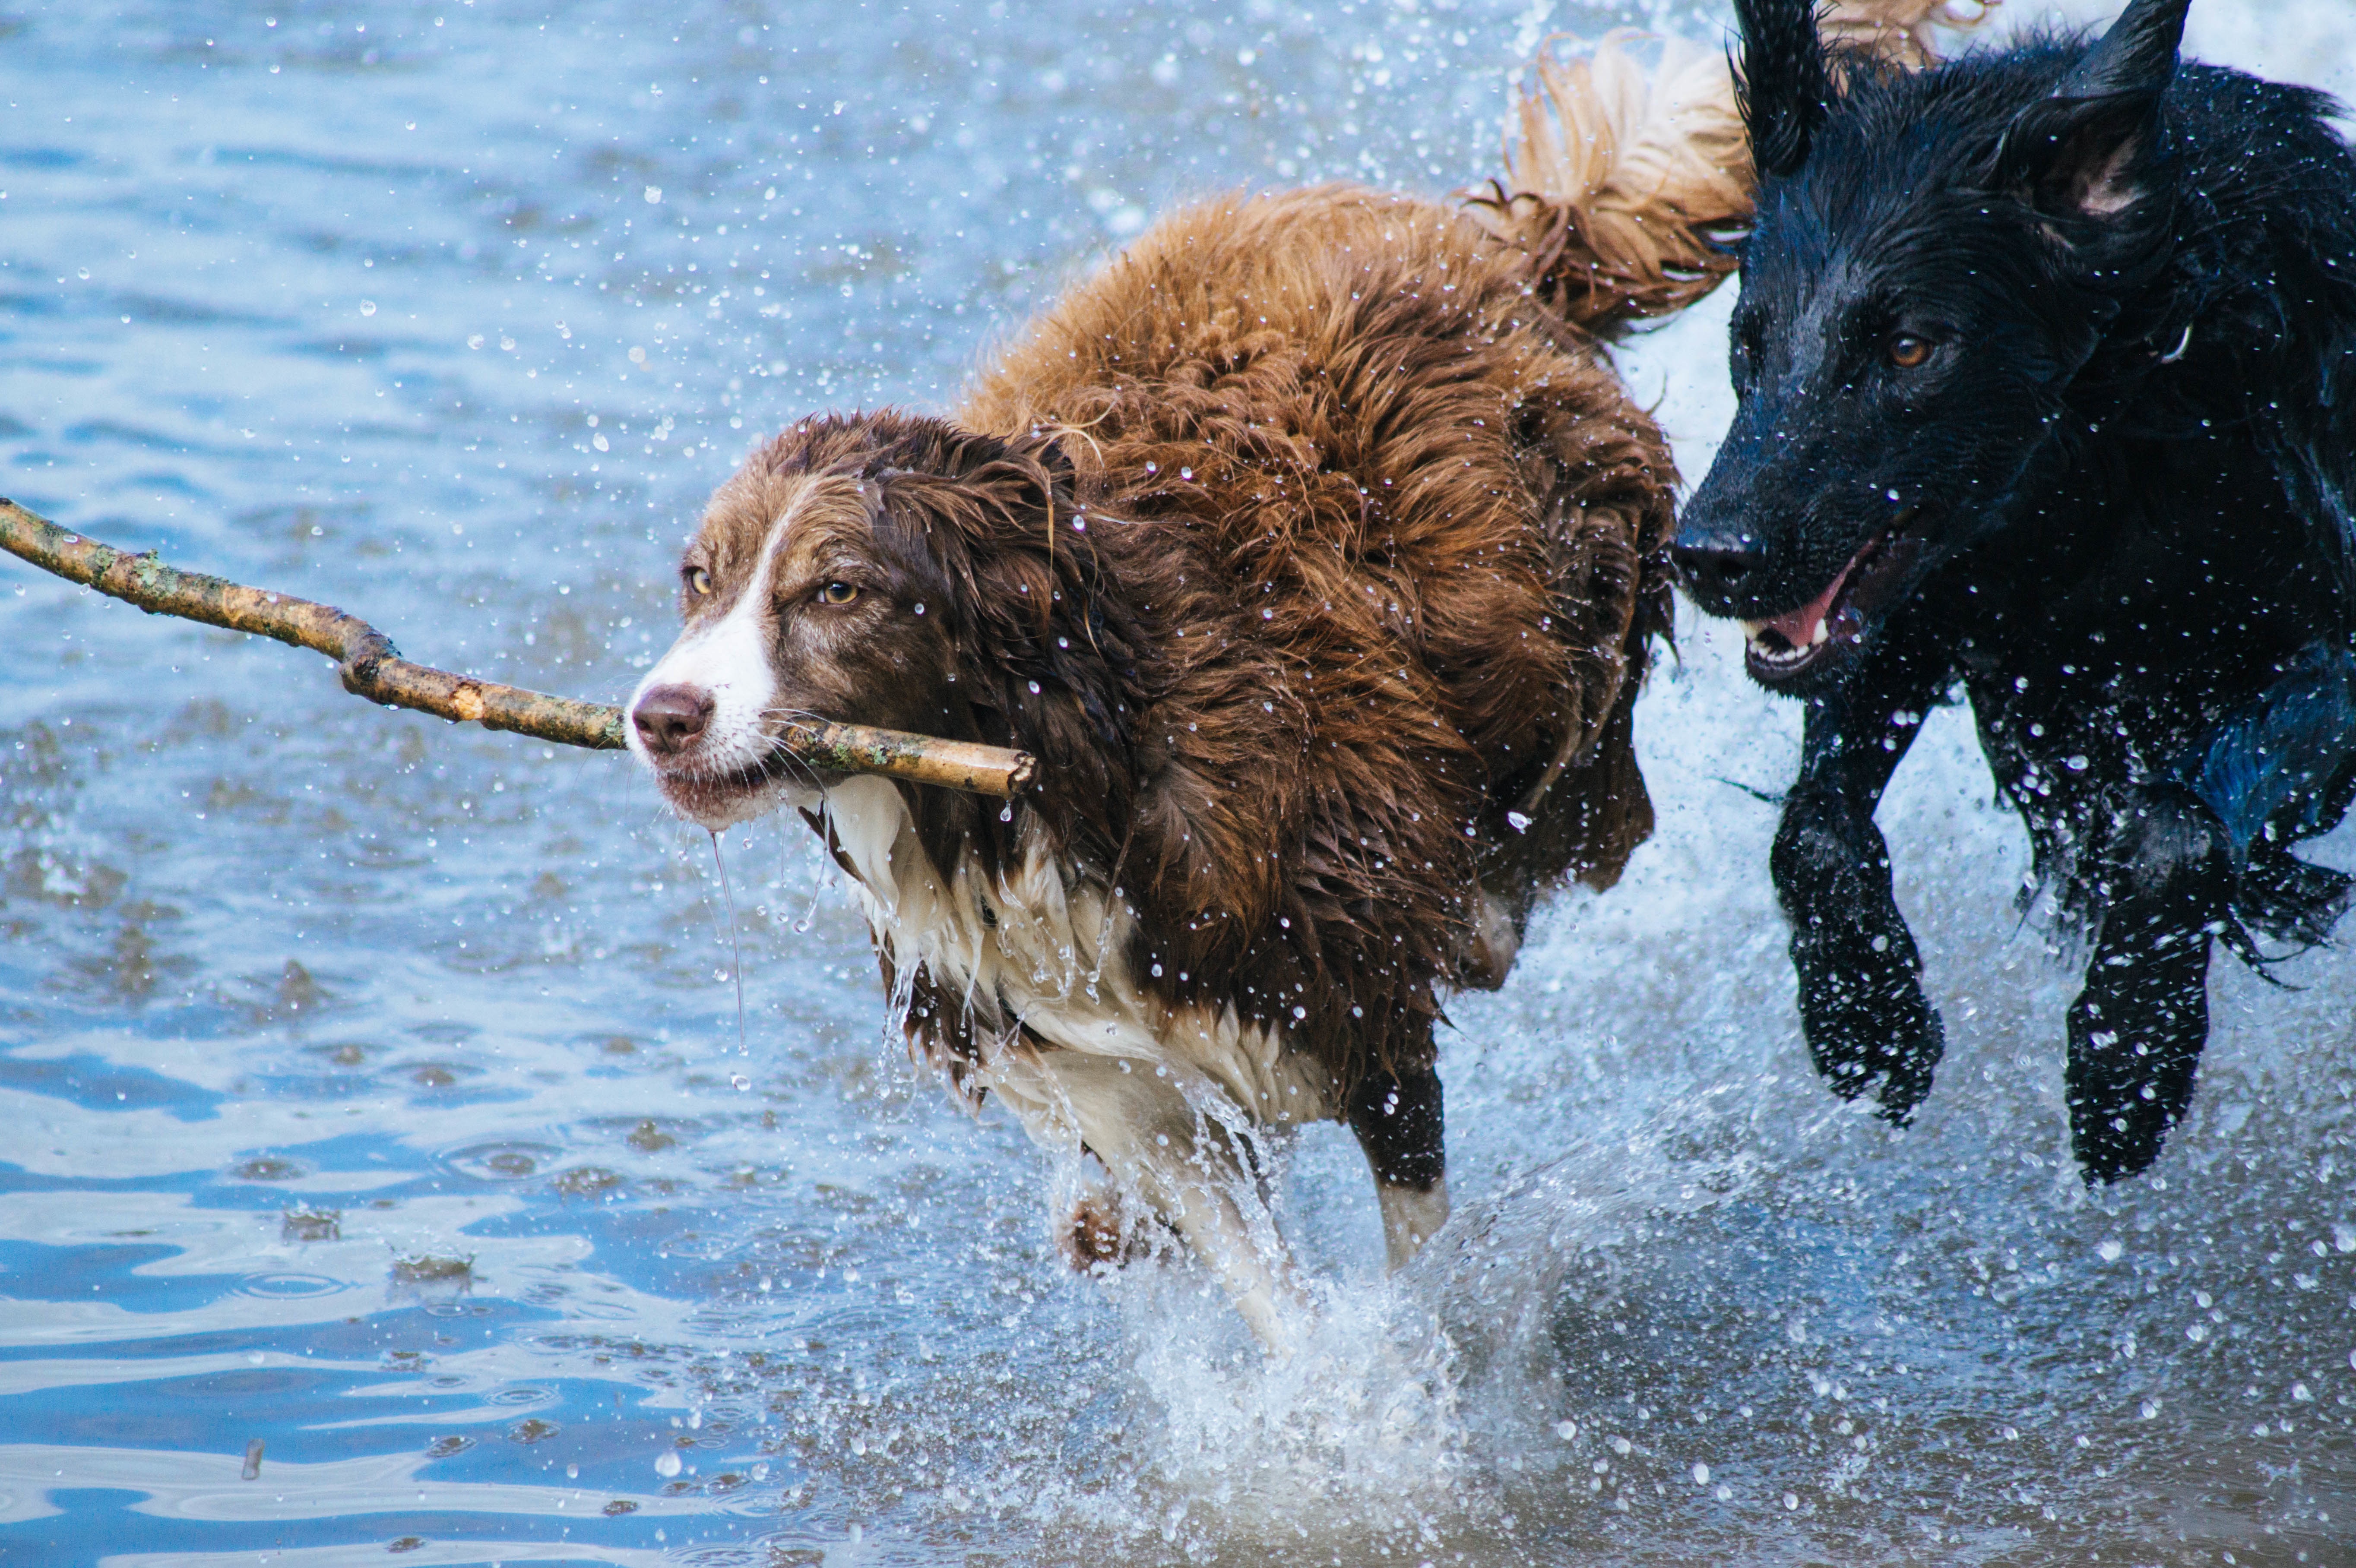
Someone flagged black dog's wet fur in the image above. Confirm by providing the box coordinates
[1676,0,2356,1181]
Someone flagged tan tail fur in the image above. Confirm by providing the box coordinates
[1465,0,1998,337]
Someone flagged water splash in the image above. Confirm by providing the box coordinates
[1115,1271,1484,1548]
[711,828,748,1055]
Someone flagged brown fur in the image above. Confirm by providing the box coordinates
[624,20,1998,1331]
[1463,0,1997,336]
[679,187,1676,1113]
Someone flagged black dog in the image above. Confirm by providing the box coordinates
[1674,0,2356,1180]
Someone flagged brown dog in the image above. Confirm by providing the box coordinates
[625,8,1965,1347]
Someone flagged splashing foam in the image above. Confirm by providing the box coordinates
[1048,1097,1771,1551]
[1105,1261,1486,1547]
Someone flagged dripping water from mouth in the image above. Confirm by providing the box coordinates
[793,804,831,935]
[710,829,748,1056]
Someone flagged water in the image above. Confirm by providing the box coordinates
[1,2,2353,1563]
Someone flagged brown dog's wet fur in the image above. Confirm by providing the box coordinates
[687,187,1674,1108]
[630,6,1992,1341]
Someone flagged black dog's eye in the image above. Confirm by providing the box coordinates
[817,581,860,606]
[688,566,713,596]
[1886,333,1933,369]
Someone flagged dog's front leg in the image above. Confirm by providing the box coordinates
[1345,1061,1447,1269]
[2065,784,2233,1182]
[1773,648,1951,1119]
[1000,1051,1309,1352]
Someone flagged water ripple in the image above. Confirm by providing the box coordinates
[1,0,2353,1564]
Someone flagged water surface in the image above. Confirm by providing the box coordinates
[3,2,2354,1563]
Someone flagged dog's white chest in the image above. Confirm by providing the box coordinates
[806,775,1334,1133]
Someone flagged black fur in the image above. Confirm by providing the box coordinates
[1732,0,1835,178]
[1675,0,2356,1181]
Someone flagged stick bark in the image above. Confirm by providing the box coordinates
[0,498,1035,798]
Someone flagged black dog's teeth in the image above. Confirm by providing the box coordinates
[1741,621,1822,667]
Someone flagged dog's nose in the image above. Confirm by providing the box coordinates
[632,683,714,756]
[1669,538,1765,606]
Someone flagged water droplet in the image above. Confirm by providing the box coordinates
[359,300,377,317]
[1691,1463,1710,1485]
[998,804,1013,823]
[2097,1237,2123,1262]
[655,1450,682,1477]
[644,185,663,204]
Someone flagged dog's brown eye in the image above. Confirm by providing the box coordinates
[818,581,859,606]
[1887,333,1932,369]
[688,567,713,596]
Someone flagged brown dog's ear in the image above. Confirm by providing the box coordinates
[1734,0,1834,180]
[1995,0,2190,219]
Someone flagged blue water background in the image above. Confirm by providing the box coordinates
[2,2,2354,1564]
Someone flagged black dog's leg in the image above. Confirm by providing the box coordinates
[2065,785,2234,1182]
[1346,1061,1447,1269]
[1774,651,1951,1119]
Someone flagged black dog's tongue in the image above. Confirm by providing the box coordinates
[1758,563,1854,650]
[1751,540,1873,651]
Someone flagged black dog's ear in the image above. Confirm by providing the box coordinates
[1733,0,1834,180]
[1995,0,2190,219]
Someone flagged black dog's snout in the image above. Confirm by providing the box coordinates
[632,683,715,755]
[1669,538,1766,606]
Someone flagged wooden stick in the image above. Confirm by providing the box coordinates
[0,498,1036,798]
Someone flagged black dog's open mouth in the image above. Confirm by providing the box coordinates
[1742,522,1922,684]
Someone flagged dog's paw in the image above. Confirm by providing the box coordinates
[2064,787,2228,1182]
[1793,938,1946,1122]
[1056,1189,1152,1274]
[2065,936,2211,1183]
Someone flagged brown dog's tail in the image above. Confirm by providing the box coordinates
[1464,1,1996,338]
[1817,0,1998,69]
